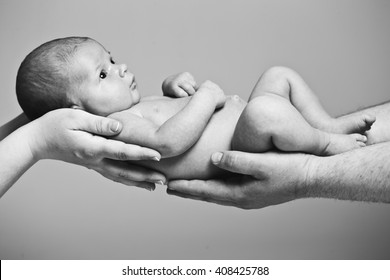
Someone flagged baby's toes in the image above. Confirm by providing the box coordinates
[351,134,367,148]
[354,133,368,143]
[357,140,366,147]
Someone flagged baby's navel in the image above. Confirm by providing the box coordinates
[226,95,247,111]
[229,95,243,103]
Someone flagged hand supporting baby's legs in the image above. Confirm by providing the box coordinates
[249,66,375,134]
[232,95,367,156]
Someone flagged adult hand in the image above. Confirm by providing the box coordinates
[168,151,313,209]
[28,109,166,191]
[162,72,198,97]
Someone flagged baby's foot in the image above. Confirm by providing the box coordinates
[329,114,376,134]
[322,133,367,156]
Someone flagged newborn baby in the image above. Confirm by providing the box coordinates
[16,37,374,180]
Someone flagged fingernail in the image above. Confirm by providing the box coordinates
[211,152,223,164]
[110,121,121,132]
[152,156,160,161]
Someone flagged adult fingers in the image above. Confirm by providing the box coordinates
[167,179,238,203]
[100,171,156,191]
[167,188,239,207]
[97,138,161,161]
[73,110,124,136]
[101,159,166,184]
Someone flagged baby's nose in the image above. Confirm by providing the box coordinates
[119,64,128,78]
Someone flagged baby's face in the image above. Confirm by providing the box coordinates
[68,40,140,116]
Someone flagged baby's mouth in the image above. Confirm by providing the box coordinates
[129,78,137,90]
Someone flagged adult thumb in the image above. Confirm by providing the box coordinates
[77,111,123,136]
[211,151,259,176]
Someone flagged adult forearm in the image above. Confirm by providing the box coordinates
[303,142,390,203]
[0,113,29,141]
[0,124,37,198]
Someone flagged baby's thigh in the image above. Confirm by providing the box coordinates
[232,96,283,152]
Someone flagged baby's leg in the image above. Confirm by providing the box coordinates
[232,95,367,156]
[249,66,375,134]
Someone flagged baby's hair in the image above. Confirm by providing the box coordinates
[16,36,93,120]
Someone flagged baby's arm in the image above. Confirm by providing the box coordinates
[111,81,226,158]
[162,72,198,97]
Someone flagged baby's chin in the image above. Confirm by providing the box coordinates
[131,89,141,104]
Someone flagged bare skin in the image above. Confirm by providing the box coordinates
[110,67,374,180]
[12,38,376,190]
[17,38,372,182]
[0,109,165,197]
[231,67,374,156]
[167,101,390,209]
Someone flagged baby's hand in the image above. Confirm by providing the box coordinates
[162,72,198,98]
[198,80,226,109]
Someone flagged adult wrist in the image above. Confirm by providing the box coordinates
[24,120,47,162]
[295,154,322,199]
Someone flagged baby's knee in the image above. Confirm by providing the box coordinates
[263,66,294,77]
[259,66,300,87]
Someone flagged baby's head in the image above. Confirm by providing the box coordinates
[16,36,140,120]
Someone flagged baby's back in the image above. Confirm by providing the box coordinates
[115,95,246,180]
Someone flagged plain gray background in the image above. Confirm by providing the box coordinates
[1,0,390,259]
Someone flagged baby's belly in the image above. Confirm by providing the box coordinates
[141,95,246,180]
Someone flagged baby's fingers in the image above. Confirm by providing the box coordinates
[172,87,190,97]
[179,82,196,96]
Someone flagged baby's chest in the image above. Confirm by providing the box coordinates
[132,97,191,126]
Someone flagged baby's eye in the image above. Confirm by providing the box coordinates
[110,57,115,64]
[99,70,107,79]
